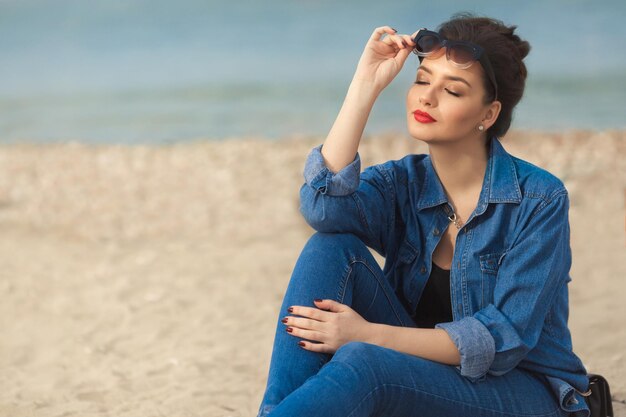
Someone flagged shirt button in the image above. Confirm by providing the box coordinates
[433,227,440,236]
[420,265,427,274]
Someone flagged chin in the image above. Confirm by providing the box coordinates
[407,122,436,143]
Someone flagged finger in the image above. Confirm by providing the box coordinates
[298,340,334,354]
[288,305,332,321]
[401,34,416,46]
[394,43,415,65]
[370,25,397,41]
[282,316,319,330]
[285,326,325,343]
[313,298,347,313]
[381,34,406,50]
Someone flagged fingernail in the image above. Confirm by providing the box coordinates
[288,307,293,313]
[286,327,293,333]
[314,298,323,303]
[392,27,398,32]
[298,341,306,347]
[281,318,288,324]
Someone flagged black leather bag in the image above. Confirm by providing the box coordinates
[582,374,613,417]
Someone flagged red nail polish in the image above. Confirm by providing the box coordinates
[288,307,293,313]
[281,318,288,324]
[286,327,293,333]
[314,298,323,303]
[298,341,305,347]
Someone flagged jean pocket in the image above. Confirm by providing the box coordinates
[479,252,502,308]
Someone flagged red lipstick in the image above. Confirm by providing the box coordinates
[413,110,436,123]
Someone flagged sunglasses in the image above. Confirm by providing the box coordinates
[412,28,498,100]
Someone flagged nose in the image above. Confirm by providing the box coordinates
[419,85,437,107]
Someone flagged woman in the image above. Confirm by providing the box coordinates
[257,13,590,417]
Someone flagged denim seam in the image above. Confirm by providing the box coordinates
[338,257,407,327]
[376,165,396,240]
[460,226,474,317]
[337,262,352,308]
[524,189,567,219]
[479,252,502,309]
[507,151,523,201]
[481,146,494,211]
[545,307,555,337]
[351,193,375,248]
[530,191,567,220]
[346,383,564,417]
[416,158,449,210]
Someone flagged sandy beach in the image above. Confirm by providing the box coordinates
[0,130,624,416]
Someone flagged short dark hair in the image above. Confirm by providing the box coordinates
[437,12,531,138]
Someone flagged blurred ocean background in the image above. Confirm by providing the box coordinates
[0,0,625,144]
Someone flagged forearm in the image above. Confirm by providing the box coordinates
[366,323,461,365]
[321,79,380,173]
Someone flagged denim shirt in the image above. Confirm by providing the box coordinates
[300,136,591,416]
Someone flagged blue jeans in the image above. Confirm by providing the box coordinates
[257,233,568,417]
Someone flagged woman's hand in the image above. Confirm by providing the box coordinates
[283,299,372,354]
[352,26,418,93]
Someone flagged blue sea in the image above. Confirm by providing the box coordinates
[1,0,625,144]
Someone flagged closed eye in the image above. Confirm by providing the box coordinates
[414,81,461,97]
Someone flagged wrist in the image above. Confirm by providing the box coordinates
[347,78,382,104]
[363,322,387,346]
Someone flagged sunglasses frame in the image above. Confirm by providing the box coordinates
[412,28,499,101]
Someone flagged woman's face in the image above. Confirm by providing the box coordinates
[406,48,494,144]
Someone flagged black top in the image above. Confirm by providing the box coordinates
[413,261,453,328]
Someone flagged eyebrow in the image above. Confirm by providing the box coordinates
[418,65,472,88]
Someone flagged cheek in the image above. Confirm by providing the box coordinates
[406,86,419,109]
[445,102,481,125]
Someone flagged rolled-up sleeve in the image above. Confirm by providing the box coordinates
[300,145,395,256]
[303,144,362,196]
[437,189,572,380]
[436,317,495,380]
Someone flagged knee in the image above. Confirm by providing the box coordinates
[304,232,367,257]
[332,341,384,369]
[321,342,390,393]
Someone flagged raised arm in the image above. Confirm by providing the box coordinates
[321,26,416,172]
[300,27,417,255]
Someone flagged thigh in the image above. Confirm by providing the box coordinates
[339,252,417,330]
[294,232,417,329]
[329,342,566,417]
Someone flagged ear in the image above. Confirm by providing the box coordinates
[482,100,502,131]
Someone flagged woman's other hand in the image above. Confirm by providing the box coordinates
[283,299,372,354]
[352,26,417,93]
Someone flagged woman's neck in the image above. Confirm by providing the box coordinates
[428,137,489,200]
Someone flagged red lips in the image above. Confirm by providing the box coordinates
[413,110,437,123]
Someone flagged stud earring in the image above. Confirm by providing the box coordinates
[478,124,485,131]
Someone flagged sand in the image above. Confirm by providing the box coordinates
[0,130,624,416]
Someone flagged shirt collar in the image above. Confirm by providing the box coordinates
[416,136,522,212]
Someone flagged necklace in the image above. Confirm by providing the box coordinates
[448,211,463,229]
[446,202,464,230]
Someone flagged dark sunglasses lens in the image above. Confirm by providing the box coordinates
[416,34,441,53]
[448,44,476,65]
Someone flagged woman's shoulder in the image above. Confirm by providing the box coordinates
[366,153,430,185]
[509,155,568,201]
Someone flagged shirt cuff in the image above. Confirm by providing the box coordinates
[436,317,495,381]
[303,145,361,196]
